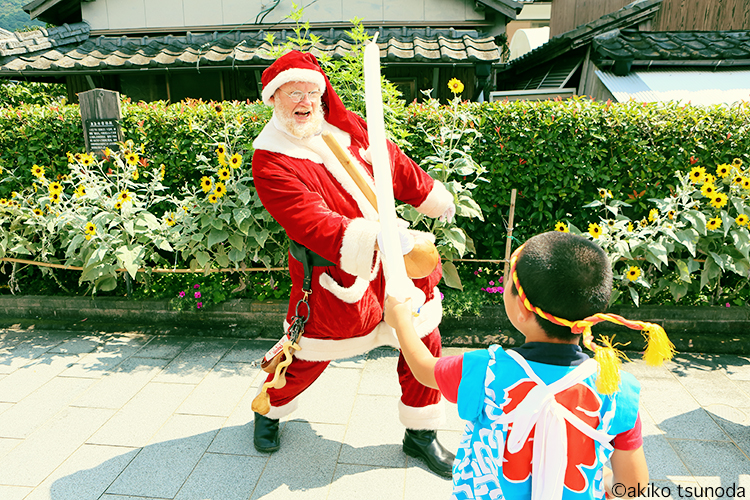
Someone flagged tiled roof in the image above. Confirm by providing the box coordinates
[593,30,750,64]
[0,22,90,57]
[505,0,663,68]
[0,24,500,75]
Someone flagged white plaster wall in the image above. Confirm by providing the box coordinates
[81,0,486,30]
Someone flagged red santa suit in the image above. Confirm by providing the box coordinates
[251,52,454,429]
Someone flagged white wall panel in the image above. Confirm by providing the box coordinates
[81,0,109,30]
[183,0,224,26]
[106,1,147,30]
[145,0,184,28]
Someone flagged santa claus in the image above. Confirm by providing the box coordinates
[251,50,456,477]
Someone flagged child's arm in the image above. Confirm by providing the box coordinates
[602,446,649,498]
[383,296,439,389]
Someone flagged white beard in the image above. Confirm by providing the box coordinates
[275,106,325,139]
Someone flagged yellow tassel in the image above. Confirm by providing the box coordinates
[642,323,676,366]
[593,336,625,395]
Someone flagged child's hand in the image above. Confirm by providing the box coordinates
[384,296,412,329]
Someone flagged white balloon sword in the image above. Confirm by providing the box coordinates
[363,35,426,308]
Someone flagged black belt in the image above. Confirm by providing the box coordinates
[288,239,335,292]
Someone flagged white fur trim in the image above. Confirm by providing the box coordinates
[262,68,325,105]
[318,253,381,304]
[340,218,380,279]
[399,400,446,430]
[416,181,454,218]
[253,387,300,420]
[290,288,443,362]
[295,321,399,362]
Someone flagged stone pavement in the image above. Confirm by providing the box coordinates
[0,328,748,500]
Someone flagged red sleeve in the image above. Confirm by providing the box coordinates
[611,413,643,450]
[435,354,463,403]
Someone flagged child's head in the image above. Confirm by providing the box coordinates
[509,231,612,341]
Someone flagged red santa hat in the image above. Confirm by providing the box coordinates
[261,50,367,140]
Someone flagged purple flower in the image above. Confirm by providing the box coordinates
[440,292,444,300]
[197,302,203,309]
[195,291,201,299]
[726,303,731,307]
[194,284,200,289]
[499,276,504,283]
[178,291,186,298]
[489,280,495,286]
[499,286,505,294]
[474,271,478,275]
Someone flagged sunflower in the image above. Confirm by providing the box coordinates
[217,167,230,181]
[118,190,131,203]
[710,192,728,209]
[588,223,602,239]
[50,192,61,204]
[164,213,176,226]
[639,218,649,228]
[213,182,227,198]
[81,155,94,167]
[218,153,228,167]
[733,175,743,185]
[216,144,227,156]
[132,169,139,181]
[667,210,675,220]
[159,164,166,181]
[32,208,43,217]
[229,153,242,169]
[732,158,743,168]
[688,166,706,184]
[0,199,9,206]
[75,185,86,198]
[114,200,123,210]
[716,163,731,178]
[648,208,658,222]
[627,221,634,232]
[743,178,750,190]
[626,266,641,282]
[84,222,96,234]
[447,78,464,94]
[706,217,722,231]
[200,176,213,193]
[607,219,616,228]
[66,152,75,163]
[207,193,219,204]
[554,221,569,232]
[214,103,223,115]
[48,182,63,194]
[705,173,717,185]
[735,214,748,226]
[31,164,45,178]
[700,183,716,197]
[124,152,139,166]
[598,188,608,198]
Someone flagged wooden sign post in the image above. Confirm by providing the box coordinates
[79,89,122,155]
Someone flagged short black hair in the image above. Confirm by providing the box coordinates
[511,231,613,341]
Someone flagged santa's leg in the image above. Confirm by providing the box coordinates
[253,358,330,453]
[397,328,455,478]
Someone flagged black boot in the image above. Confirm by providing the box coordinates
[403,429,455,478]
[253,412,280,453]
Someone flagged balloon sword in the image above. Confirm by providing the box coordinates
[363,37,426,308]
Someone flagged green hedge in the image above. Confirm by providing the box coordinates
[1,97,748,264]
[404,98,750,259]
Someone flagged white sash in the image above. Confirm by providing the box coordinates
[501,350,614,500]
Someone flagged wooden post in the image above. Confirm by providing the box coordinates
[503,188,517,285]
[79,89,123,156]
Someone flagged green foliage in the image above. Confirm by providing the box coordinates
[0,81,67,107]
[0,0,45,32]
[563,159,750,307]
[399,87,488,288]
[405,98,750,264]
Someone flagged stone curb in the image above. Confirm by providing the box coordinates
[0,295,747,354]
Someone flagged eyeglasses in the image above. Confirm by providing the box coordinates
[281,90,322,103]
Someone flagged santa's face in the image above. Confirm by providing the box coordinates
[271,81,324,139]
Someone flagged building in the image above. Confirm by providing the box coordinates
[492,0,750,105]
[0,0,524,103]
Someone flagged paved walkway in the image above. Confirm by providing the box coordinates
[0,328,748,500]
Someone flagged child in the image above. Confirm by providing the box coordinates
[385,231,674,500]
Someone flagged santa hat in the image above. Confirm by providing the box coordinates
[261,50,367,139]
